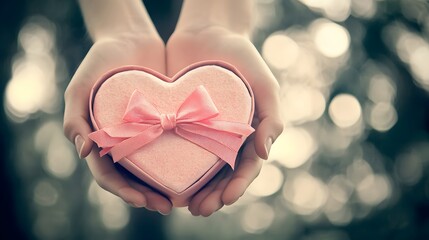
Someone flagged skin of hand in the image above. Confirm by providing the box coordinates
[63,0,172,214]
[166,0,284,216]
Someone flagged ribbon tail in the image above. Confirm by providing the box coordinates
[109,125,164,162]
[99,147,112,157]
[176,128,245,170]
[89,130,123,147]
[89,123,156,158]
[179,123,250,150]
[196,120,255,136]
[88,130,126,157]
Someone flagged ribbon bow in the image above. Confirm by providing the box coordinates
[89,86,254,169]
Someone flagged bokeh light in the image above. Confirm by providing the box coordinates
[33,211,70,239]
[248,164,284,197]
[241,202,275,234]
[262,33,300,69]
[88,180,130,231]
[280,84,326,124]
[270,128,317,168]
[356,174,392,206]
[395,151,423,186]
[368,102,397,132]
[45,140,76,178]
[326,175,357,223]
[367,74,396,104]
[328,175,354,205]
[325,206,353,226]
[384,23,429,92]
[33,179,59,207]
[409,45,429,85]
[351,0,377,19]
[4,17,59,121]
[311,19,350,58]
[346,159,373,185]
[19,19,54,54]
[299,0,352,22]
[329,94,362,128]
[38,122,77,179]
[283,172,329,215]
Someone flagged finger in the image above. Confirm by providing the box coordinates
[85,147,146,207]
[63,53,104,160]
[63,45,132,159]
[188,167,229,216]
[253,114,283,160]
[63,42,116,159]
[63,85,94,159]
[251,77,283,160]
[230,48,284,160]
[127,180,172,215]
[221,144,262,205]
[198,171,233,217]
[64,40,166,159]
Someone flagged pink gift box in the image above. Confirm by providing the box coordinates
[89,61,254,206]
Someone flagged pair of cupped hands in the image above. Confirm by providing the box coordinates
[63,24,283,216]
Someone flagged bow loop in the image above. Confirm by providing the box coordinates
[176,86,219,122]
[123,90,160,123]
[89,85,254,169]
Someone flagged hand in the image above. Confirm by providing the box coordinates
[63,32,172,214]
[167,24,284,216]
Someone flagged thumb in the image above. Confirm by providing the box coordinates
[252,81,284,160]
[228,46,284,160]
[63,86,94,159]
[254,114,283,160]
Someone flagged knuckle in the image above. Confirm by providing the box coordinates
[64,87,78,101]
[270,80,281,91]
[273,118,284,133]
[253,164,263,178]
[271,118,284,138]
[95,174,112,192]
[64,84,88,101]
[95,178,108,191]
[62,120,75,141]
[63,85,74,100]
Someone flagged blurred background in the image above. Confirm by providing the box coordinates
[1,0,429,239]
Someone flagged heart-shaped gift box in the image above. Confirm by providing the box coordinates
[88,61,255,206]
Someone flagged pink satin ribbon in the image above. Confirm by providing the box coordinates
[89,86,254,169]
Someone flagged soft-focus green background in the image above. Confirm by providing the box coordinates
[1,0,429,239]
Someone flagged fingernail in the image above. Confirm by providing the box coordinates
[132,202,146,208]
[158,211,166,216]
[74,135,85,159]
[125,199,145,208]
[129,202,139,208]
[128,200,146,208]
[158,209,170,216]
[264,137,273,160]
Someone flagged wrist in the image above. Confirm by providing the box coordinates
[176,0,253,34]
[91,31,163,50]
[93,28,161,44]
[79,0,159,42]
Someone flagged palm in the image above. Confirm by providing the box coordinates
[167,27,260,77]
[167,27,282,216]
[64,35,172,213]
[68,35,165,89]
